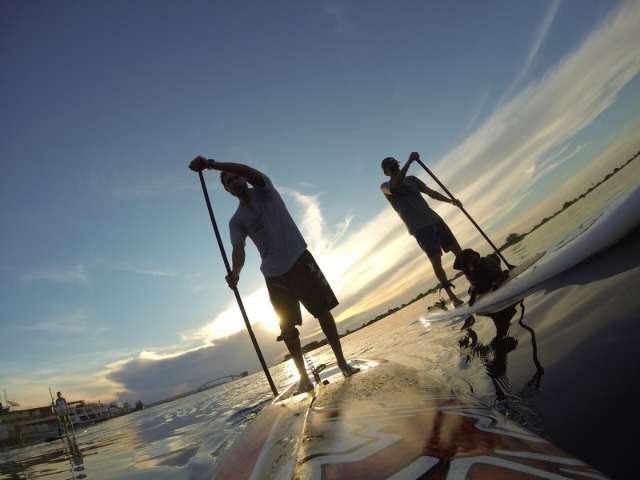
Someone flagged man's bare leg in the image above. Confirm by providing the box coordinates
[317,311,360,377]
[282,332,314,393]
[429,254,463,307]
[449,237,463,257]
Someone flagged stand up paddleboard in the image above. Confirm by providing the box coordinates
[428,185,640,321]
[211,359,607,479]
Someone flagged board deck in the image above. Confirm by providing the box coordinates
[212,359,607,479]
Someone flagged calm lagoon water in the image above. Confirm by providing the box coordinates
[1,160,639,479]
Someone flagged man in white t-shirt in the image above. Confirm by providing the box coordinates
[189,156,358,393]
[381,152,465,307]
[55,391,68,415]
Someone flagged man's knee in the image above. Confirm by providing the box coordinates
[277,325,300,342]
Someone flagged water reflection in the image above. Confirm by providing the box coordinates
[458,301,546,433]
[60,434,86,480]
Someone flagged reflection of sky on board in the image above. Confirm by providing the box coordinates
[2,0,640,407]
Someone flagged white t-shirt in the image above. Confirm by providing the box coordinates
[383,175,442,234]
[229,175,307,277]
[55,397,68,414]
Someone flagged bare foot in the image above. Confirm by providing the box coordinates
[452,298,464,308]
[339,364,360,377]
[294,378,314,395]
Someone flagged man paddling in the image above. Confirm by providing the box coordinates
[189,156,358,393]
[381,152,465,307]
[55,391,68,415]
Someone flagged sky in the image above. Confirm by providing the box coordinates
[1,0,640,407]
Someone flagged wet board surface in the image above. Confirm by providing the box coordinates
[212,359,607,479]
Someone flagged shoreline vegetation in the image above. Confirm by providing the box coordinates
[284,150,639,362]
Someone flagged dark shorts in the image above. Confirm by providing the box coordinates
[413,220,458,259]
[265,250,338,338]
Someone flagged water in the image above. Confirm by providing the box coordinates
[1,159,639,479]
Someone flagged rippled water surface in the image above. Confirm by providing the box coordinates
[1,164,639,479]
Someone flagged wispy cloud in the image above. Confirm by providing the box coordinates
[528,142,586,184]
[111,262,177,277]
[501,0,562,103]
[23,264,88,284]
[464,90,490,133]
[280,188,353,256]
[23,309,105,336]
[24,1,640,406]
[183,272,222,294]
[432,0,640,234]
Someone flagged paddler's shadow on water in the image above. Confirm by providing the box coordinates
[458,301,545,404]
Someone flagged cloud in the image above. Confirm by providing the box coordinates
[21,1,639,406]
[23,264,88,284]
[464,90,490,133]
[111,262,178,277]
[527,142,586,185]
[23,308,106,336]
[280,188,353,256]
[106,321,286,403]
[430,0,640,233]
[183,271,222,294]
[501,0,562,102]
[506,128,640,235]
[201,0,640,338]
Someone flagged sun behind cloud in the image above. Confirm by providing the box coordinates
[196,287,282,341]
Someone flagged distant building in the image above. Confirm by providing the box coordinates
[0,399,123,446]
[0,405,60,445]
[65,400,111,426]
[0,422,9,442]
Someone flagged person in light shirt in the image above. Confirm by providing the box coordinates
[55,391,68,415]
[189,156,359,394]
[381,152,465,307]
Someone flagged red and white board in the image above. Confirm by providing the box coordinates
[212,359,607,479]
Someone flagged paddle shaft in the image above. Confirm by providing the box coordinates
[415,158,514,269]
[197,172,279,397]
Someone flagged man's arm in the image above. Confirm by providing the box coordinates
[226,244,245,289]
[189,155,267,187]
[389,152,420,190]
[416,180,463,208]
